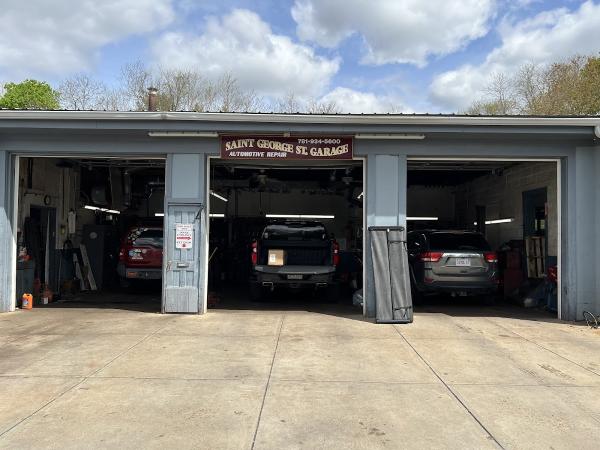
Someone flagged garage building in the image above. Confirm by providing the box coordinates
[0,111,599,321]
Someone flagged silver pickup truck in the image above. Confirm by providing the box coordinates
[250,221,340,300]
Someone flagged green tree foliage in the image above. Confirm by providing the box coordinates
[466,55,600,115]
[577,57,600,115]
[0,79,60,110]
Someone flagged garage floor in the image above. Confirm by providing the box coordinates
[1,305,599,449]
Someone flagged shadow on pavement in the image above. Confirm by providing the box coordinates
[44,281,162,313]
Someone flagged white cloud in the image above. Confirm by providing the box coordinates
[292,0,496,66]
[430,0,600,111]
[152,9,340,98]
[0,0,175,79]
[319,87,404,113]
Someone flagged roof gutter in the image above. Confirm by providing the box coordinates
[0,110,600,128]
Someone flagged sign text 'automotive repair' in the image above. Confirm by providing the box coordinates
[221,136,353,160]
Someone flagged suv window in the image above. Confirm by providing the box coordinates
[128,228,163,247]
[262,223,327,241]
[427,232,491,251]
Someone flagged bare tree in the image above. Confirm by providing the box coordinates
[58,74,106,110]
[96,87,129,111]
[466,54,600,115]
[465,99,511,115]
[116,63,263,112]
[483,72,517,114]
[275,92,302,113]
[205,73,263,112]
[307,98,341,114]
[155,68,203,111]
[513,63,544,114]
[119,60,154,111]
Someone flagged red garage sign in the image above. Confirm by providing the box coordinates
[220,136,353,160]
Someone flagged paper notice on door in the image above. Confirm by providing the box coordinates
[175,224,193,249]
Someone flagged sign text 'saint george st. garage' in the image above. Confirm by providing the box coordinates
[220,136,353,160]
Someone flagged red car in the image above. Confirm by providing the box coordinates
[117,227,164,286]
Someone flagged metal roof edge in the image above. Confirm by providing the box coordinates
[0,110,599,127]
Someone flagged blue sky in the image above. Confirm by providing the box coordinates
[1,0,599,112]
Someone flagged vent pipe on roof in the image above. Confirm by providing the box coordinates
[147,87,158,112]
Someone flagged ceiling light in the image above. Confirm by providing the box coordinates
[474,218,514,225]
[407,216,438,221]
[155,213,164,217]
[355,133,425,140]
[84,205,120,214]
[266,214,335,219]
[210,191,228,202]
[209,213,225,218]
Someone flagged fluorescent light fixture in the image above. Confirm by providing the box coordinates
[209,213,225,218]
[155,213,164,217]
[148,131,218,138]
[210,191,228,202]
[407,216,438,221]
[266,214,335,220]
[84,205,120,214]
[474,218,514,225]
[355,133,425,140]
[357,192,364,200]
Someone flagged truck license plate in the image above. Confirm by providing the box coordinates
[455,258,471,267]
[287,274,303,280]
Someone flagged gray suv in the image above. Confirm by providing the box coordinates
[407,230,499,300]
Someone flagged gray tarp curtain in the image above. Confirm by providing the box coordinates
[369,226,413,324]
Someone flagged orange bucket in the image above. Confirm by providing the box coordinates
[22,293,33,310]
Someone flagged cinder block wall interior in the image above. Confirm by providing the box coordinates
[455,162,557,256]
[406,162,557,256]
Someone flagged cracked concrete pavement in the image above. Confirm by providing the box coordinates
[1,302,599,449]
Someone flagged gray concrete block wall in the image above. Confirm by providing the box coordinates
[455,162,558,256]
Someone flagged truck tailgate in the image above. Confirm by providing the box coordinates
[254,265,336,275]
[259,240,332,266]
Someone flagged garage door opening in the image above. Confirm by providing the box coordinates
[207,159,364,312]
[407,159,559,317]
[15,156,166,312]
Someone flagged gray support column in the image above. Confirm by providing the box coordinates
[567,147,600,321]
[561,157,575,321]
[594,147,600,318]
[0,151,16,312]
[365,153,407,317]
[163,153,207,313]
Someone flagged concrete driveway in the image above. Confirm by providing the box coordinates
[1,303,599,449]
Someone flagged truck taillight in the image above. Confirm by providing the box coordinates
[251,241,258,265]
[484,252,498,263]
[333,241,340,266]
[419,252,442,262]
